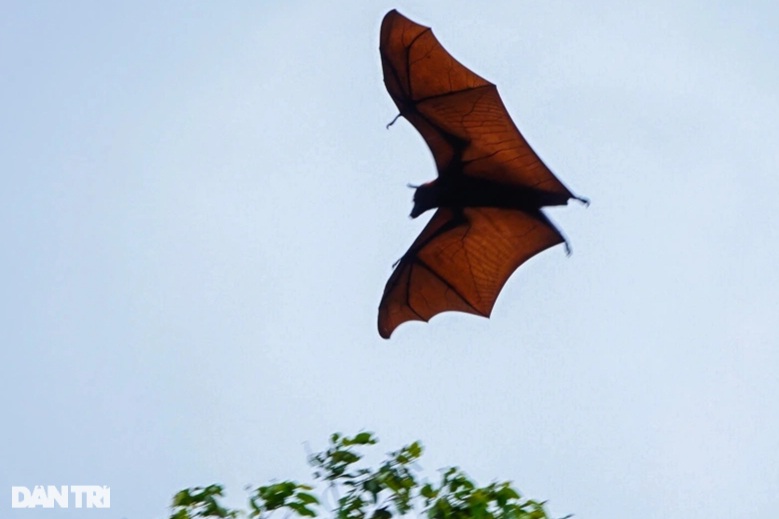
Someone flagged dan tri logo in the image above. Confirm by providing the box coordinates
[11,485,110,509]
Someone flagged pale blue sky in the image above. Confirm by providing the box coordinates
[2,1,778,518]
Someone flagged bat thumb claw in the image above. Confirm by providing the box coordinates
[386,113,402,129]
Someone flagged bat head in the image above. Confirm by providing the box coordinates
[410,181,440,218]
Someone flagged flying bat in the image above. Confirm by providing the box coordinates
[378,10,587,339]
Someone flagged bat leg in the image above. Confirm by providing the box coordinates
[536,210,573,256]
[386,113,402,129]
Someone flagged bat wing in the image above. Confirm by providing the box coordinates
[378,207,564,339]
[380,10,574,203]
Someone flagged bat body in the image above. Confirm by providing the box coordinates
[378,10,586,339]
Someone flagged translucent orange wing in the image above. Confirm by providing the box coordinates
[378,207,564,339]
[379,9,573,200]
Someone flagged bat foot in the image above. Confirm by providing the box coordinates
[564,241,572,256]
[573,195,590,207]
[386,113,402,129]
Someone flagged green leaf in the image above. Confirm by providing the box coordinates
[420,483,438,500]
[296,492,320,505]
[352,432,376,445]
[289,502,318,517]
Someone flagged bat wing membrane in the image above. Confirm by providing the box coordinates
[378,207,564,338]
[380,10,573,200]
